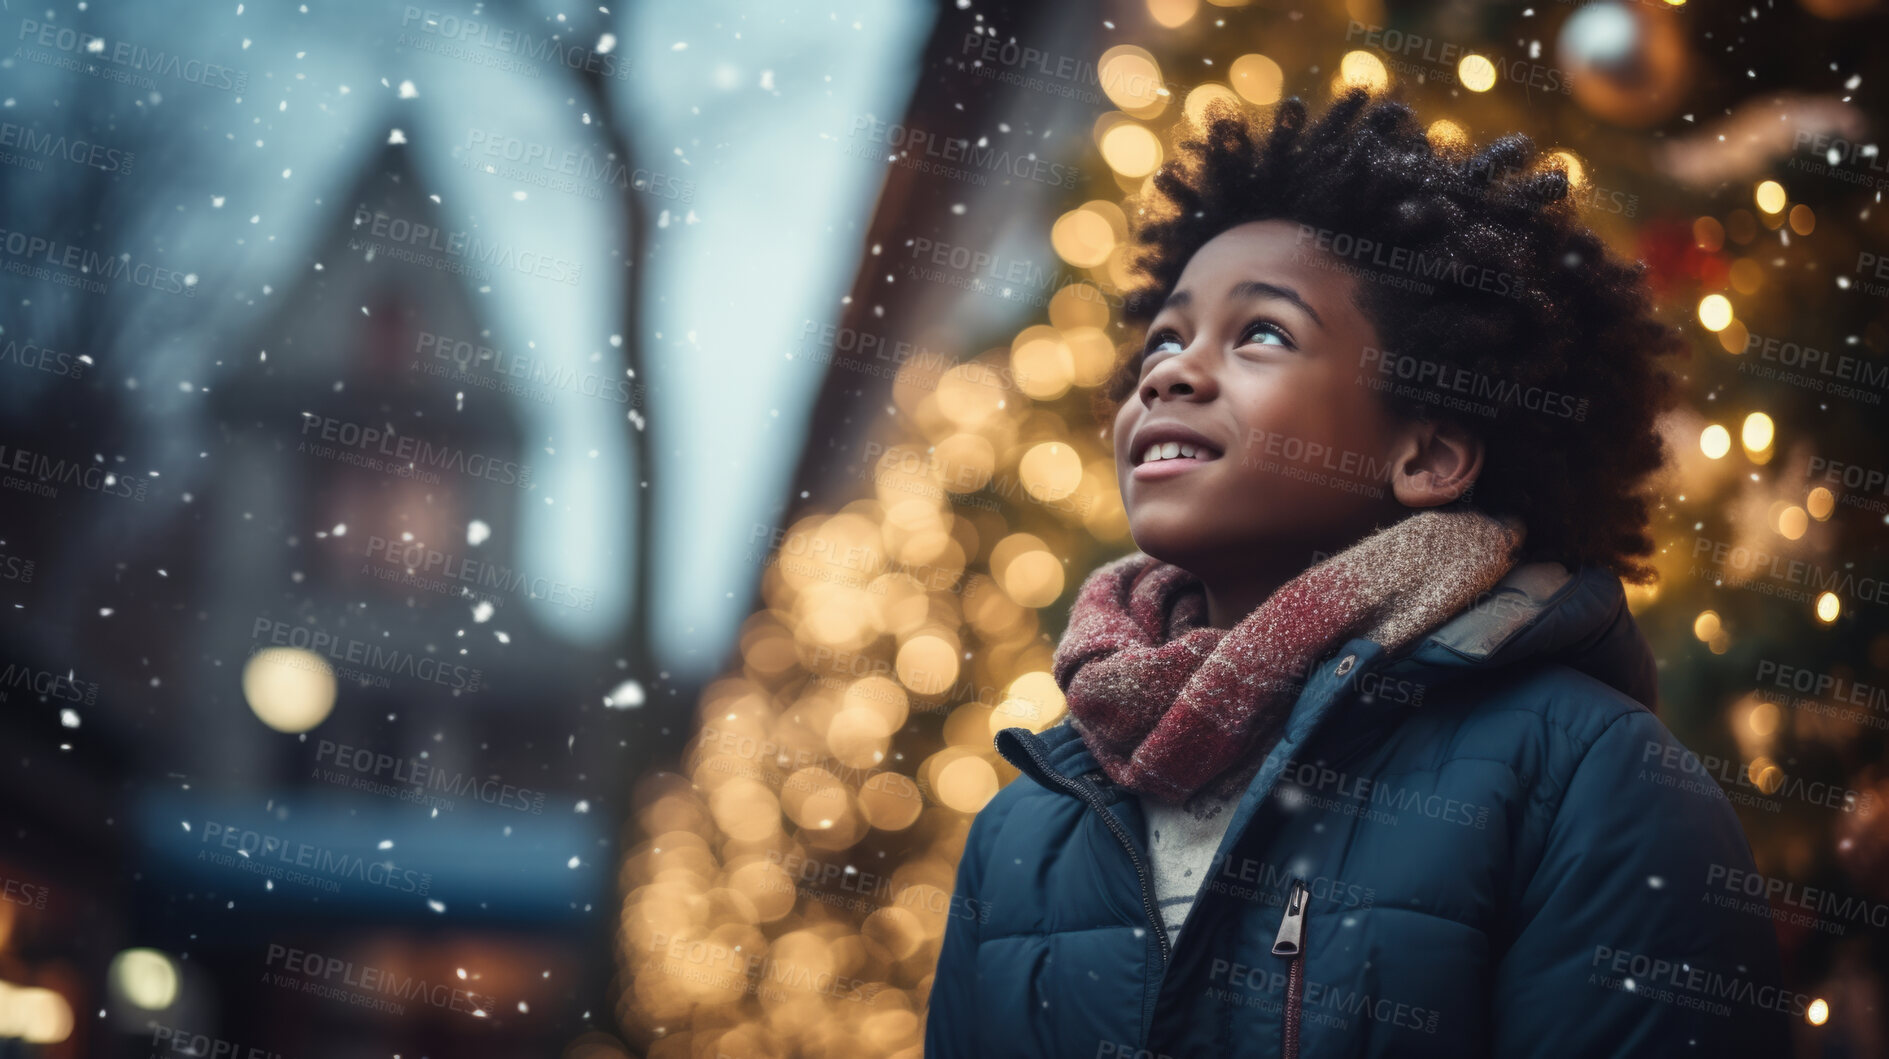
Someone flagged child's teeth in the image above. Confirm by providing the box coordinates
[1161,441,1180,459]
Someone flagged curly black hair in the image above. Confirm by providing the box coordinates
[1103,87,1681,583]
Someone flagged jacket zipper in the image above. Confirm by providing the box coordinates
[1271,878,1308,1059]
[1007,737,1171,965]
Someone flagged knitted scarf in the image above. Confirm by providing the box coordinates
[1053,508,1524,805]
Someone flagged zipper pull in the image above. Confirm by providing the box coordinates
[1271,879,1308,956]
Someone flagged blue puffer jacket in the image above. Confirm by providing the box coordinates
[926,562,1791,1058]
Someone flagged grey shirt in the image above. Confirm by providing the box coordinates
[1141,787,1243,946]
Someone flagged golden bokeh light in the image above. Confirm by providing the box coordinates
[1182,83,1244,130]
[1097,46,1167,113]
[241,647,337,733]
[935,756,1000,813]
[1747,700,1780,737]
[1777,505,1809,540]
[1050,207,1116,269]
[111,948,180,1010]
[1699,424,1732,460]
[1458,54,1497,92]
[1816,592,1841,623]
[1754,180,1787,214]
[1011,331,1076,400]
[1807,487,1835,520]
[1100,122,1162,177]
[1229,53,1284,105]
[999,548,1067,608]
[1697,294,1733,331]
[1808,998,1830,1025]
[895,634,960,695]
[1741,412,1775,454]
[1547,150,1587,188]
[1333,51,1389,95]
[1018,442,1084,507]
[1693,610,1722,641]
[1147,0,1200,27]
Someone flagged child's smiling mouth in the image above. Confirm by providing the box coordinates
[1128,422,1224,481]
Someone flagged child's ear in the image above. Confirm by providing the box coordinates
[1387,418,1484,508]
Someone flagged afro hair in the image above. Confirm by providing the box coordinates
[1103,87,1682,583]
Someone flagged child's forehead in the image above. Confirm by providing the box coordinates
[1165,220,1341,303]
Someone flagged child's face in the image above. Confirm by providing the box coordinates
[1112,218,1409,575]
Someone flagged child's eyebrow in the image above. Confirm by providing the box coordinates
[1227,280,1325,330]
[1158,281,1326,331]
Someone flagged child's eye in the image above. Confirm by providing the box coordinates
[1143,329,1185,357]
[1242,320,1294,348]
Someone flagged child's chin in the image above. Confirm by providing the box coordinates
[1126,512,1214,561]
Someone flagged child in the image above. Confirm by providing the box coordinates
[925,90,1788,1058]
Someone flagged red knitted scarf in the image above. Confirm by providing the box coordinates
[1053,509,1523,805]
